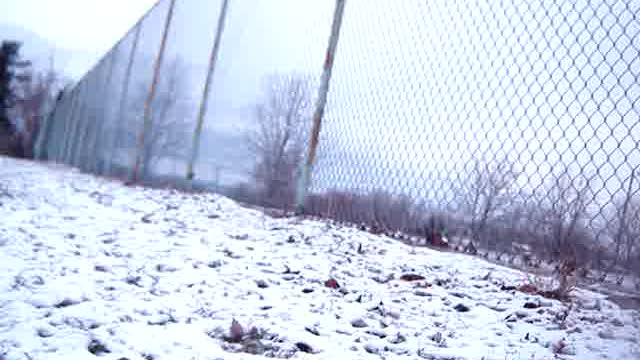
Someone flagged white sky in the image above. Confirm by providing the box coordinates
[0,0,156,57]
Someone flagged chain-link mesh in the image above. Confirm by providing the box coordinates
[308,0,639,271]
[40,0,640,275]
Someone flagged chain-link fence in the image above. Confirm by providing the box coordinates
[36,0,640,279]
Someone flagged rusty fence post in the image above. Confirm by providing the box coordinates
[296,0,347,213]
[105,23,142,177]
[50,90,72,162]
[61,86,80,163]
[186,0,230,182]
[91,52,118,174]
[131,0,177,182]
[72,75,95,168]
[67,82,85,166]
[33,89,57,160]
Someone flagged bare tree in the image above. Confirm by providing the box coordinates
[0,40,31,156]
[304,189,430,240]
[626,200,640,271]
[536,168,594,266]
[456,158,520,249]
[609,169,640,269]
[247,73,312,208]
[361,190,422,235]
[125,56,193,179]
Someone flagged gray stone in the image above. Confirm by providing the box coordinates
[366,329,386,338]
[351,318,369,328]
[37,327,54,338]
[364,344,379,354]
[598,331,615,339]
[388,333,407,344]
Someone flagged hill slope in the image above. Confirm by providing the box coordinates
[0,156,638,360]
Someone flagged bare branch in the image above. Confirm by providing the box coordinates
[123,56,193,178]
[608,169,640,269]
[456,158,520,248]
[533,167,594,267]
[246,73,313,209]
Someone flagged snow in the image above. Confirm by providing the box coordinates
[0,156,639,360]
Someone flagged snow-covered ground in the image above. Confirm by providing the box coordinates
[0,157,638,360]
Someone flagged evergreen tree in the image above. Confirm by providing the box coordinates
[0,41,22,133]
[0,40,30,155]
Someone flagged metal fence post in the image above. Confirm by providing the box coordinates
[52,91,69,162]
[55,90,73,162]
[83,60,107,172]
[34,95,56,160]
[45,102,61,160]
[72,78,93,168]
[295,0,346,213]
[62,86,81,163]
[131,0,177,182]
[105,23,142,177]
[90,52,118,174]
[33,93,56,160]
[186,0,230,181]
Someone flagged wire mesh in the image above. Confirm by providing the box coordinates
[310,0,639,268]
[191,0,334,209]
[140,0,223,184]
[39,0,640,273]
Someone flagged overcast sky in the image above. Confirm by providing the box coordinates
[0,0,156,76]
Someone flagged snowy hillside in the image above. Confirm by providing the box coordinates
[0,157,638,360]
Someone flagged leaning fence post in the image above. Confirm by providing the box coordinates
[186,0,230,182]
[72,77,94,168]
[105,23,142,177]
[49,101,64,162]
[44,91,66,160]
[57,89,75,162]
[63,85,82,163]
[131,0,177,183]
[50,88,66,162]
[90,51,118,174]
[33,91,58,160]
[82,57,109,173]
[295,0,346,213]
